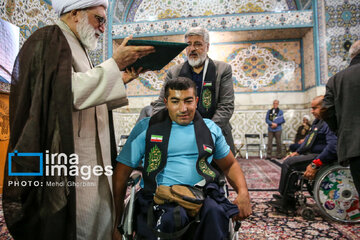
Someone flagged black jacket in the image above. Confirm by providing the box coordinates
[296,119,337,164]
[323,54,360,162]
[3,25,76,240]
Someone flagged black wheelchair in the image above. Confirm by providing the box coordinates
[118,172,241,240]
[286,164,360,223]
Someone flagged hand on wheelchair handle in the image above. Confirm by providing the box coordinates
[304,164,318,180]
[112,228,122,240]
[233,194,252,221]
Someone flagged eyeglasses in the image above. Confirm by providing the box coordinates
[94,14,106,26]
[187,42,204,50]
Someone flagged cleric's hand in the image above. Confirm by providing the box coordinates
[113,35,155,71]
[122,67,144,84]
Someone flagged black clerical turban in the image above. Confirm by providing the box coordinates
[52,0,109,16]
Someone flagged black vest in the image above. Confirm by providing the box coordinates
[268,108,280,121]
[301,119,325,153]
[178,59,217,119]
[143,109,220,193]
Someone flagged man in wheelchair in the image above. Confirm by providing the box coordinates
[269,95,338,213]
[113,77,252,240]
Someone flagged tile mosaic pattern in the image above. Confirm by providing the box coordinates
[226,43,300,92]
[303,29,316,89]
[317,0,329,85]
[299,0,311,9]
[112,0,128,25]
[126,0,291,22]
[113,109,311,148]
[0,0,56,46]
[125,40,302,96]
[324,0,360,78]
[112,11,313,38]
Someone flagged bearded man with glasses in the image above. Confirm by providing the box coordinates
[152,27,236,155]
[3,0,155,240]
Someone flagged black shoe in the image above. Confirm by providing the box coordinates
[268,200,285,210]
[268,198,296,212]
[265,156,271,160]
[272,194,282,200]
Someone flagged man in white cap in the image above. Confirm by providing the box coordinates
[3,1,154,240]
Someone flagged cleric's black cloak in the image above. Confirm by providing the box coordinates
[3,25,76,240]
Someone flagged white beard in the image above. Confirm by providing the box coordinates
[76,13,101,50]
[188,52,207,68]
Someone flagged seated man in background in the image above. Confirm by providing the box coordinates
[269,96,337,212]
[113,77,251,240]
[289,115,311,152]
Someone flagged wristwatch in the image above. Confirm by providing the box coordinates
[311,162,320,170]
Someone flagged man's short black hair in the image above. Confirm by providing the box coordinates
[164,77,197,99]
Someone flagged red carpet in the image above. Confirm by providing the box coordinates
[237,157,281,190]
[228,158,360,239]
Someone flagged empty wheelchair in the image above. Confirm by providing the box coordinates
[287,164,360,223]
[119,173,241,240]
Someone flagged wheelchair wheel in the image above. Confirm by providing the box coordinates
[313,164,360,223]
[297,206,315,220]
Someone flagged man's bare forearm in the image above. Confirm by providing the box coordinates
[113,163,133,228]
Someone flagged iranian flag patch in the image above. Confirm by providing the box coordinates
[151,135,163,143]
[203,145,213,154]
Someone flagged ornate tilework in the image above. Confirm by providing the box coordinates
[286,0,298,10]
[325,1,360,78]
[113,109,312,149]
[299,0,311,9]
[227,44,297,91]
[317,0,329,85]
[303,29,316,89]
[112,11,313,38]
[126,0,290,22]
[112,0,128,24]
[0,0,57,46]
[0,82,10,93]
[125,41,302,96]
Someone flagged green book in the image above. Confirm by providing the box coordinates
[126,39,188,70]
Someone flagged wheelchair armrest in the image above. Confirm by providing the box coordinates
[127,172,142,187]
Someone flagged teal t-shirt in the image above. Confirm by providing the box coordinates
[116,117,230,187]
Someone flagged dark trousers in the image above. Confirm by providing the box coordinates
[267,130,282,158]
[278,153,318,196]
[134,190,230,240]
[349,156,360,195]
[289,143,301,152]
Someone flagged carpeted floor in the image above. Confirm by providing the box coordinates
[232,157,360,240]
[237,158,280,191]
[0,158,359,239]
[227,190,360,239]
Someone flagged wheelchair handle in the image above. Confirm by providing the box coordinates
[127,172,142,187]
